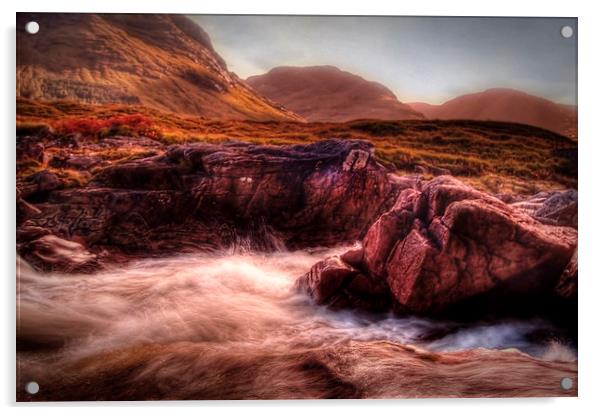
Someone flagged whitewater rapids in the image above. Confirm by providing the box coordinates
[16,247,577,400]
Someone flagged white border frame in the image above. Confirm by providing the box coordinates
[2,1,601,413]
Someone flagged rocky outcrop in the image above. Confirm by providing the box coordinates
[512,189,577,229]
[297,176,577,316]
[17,140,398,268]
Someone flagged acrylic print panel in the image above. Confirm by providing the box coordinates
[16,13,577,401]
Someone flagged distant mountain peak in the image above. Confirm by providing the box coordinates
[408,88,577,138]
[246,66,423,122]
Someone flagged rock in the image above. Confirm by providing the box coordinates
[340,245,364,268]
[297,256,359,305]
[512,189,577,229]
[494,193,519,204]
[415,165,451,176]
[16,194,41,225]
[19,170,62,200]
[20,140,397,258]
[16,140,46,163]
[299,176,577,317]
[362,188,421,277]
[534,189,577,228]
[16,225,51,243]
[296,256,391,312]
[555,249,577,300]
[50,155,103,170]
[20,235,99,273]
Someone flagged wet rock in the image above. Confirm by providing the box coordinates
[300,176,577,317]
[20,235,99,273]
[16,225,51,243]
[296,256,391,312]
[297,256,359,305]
[340,245,364,268]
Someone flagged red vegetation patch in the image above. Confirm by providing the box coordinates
[52,115,160,139]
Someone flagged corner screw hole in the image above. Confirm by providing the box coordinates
[25,21,39,35]
[560,377,573,390]
[25,381,39,395]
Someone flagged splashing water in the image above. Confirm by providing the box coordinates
[16,248,577,400]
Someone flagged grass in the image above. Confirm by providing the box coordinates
[16,98,577,194]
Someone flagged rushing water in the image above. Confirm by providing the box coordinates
[16,247,577,400]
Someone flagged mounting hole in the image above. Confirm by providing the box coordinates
[25,21,39,35]
[25,381,39,395]
[560,377,573,390]
[560,25,574,39]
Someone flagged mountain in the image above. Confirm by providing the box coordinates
[246,66,423,122]
[408,88,577,138]
[16,13,300,121]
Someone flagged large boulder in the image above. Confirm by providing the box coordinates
[298,176,577,317]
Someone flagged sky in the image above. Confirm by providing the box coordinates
[189,16,577,105]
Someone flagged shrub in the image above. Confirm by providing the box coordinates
[52,115,158,138]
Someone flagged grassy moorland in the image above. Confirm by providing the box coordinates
[17,98,577,196]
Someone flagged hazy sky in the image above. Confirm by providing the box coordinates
[190,16,577,105]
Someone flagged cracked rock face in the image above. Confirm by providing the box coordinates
[297,176,577,316]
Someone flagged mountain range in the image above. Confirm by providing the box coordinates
[16,13,577,137]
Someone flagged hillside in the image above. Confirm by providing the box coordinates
[409,88,577,138]
[246,66,423,122]
[16,13,301,121]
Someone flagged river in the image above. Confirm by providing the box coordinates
[16,247,577,400]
